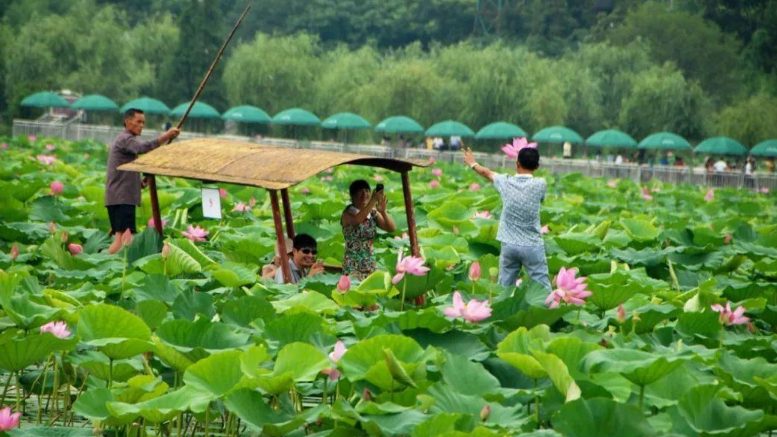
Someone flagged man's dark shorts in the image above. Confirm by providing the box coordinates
[107,204,136,234]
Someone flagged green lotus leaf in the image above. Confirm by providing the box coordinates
[545,337,602,379]
[419,233,469,253]
[152,337,193,373]
[212,262,257,288]
[362,410,431,436]
[426,384,529,429]
[165,242,202,275]
[224,388,309,435]
[6,427,95,437]
[72,387,136,426]
[171,288,215,321]
[221,295,277,327]
[0,332,76,372]
[552,398,656,437]
[264,312,326,350]
[253,372,295,395]
[156,318,249,353]
[584,349,686,386]
[406,328,490,361]
[272,342,329,382]
[78,304,152,360]
[106,385,212,423]
[340,334,425,380]
[240,345,270,378]
[620,218,660,243]
[126,228,162,264]
[440,352,500,396]
[131,274,179,304]
[183,349,245,398]
[714,353,777,408]
[69,351,143,382]
[272,290,339,315]
[554,233,602,255]
[675,311,722,340]
[135,300,168,330]
[669,385,765,437]
[428,202,472,228]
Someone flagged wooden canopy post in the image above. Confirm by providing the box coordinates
[148,175,164,237]
[269,190,292,283]
[280,188,295,239]
[401,170,420,257]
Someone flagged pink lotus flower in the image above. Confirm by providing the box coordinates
[392,247,430,284]
[232,202,251,212]
[46,143,56,151]
[68,243,82,255]
[444,291,492,323]
[0,407,21,432]
[301,187,311,195]
[49,222,57,233]
[373,175,384,182]
[28,135,37,142]
[641,187,653,201]
[430,180,439,189]
[432,168,443,177]
[711,302,749,326]
[40,321,71,339]
[394,232,409,240]
[469,261,481,281]
[704,188,715,202]
[10,244,19,261]
[469,183,480,191]
[724,234,731,245]
[501,137,537,159]
[321,340,348,380]
[337,275,351,293]
[249,196,257,207]
[541,225,549,234]
[219,188,228,199]
[515,278,523,287]
[182,225,208,242]
[607,180,618,188]
[325,176,334,182]
[0,143,8,150]
[473,211,492,219]
[544,267,592,309]
[147,217,168,229]
[121,230,133,247]
[760,187,770,194]
[326,168,334,174]
[37,154,57,165]
[616,304,627,323]
[161,242,170,259]
[50,181,64,195]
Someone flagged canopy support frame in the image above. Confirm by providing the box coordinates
[269,190,292,283]
[401,170,420,257]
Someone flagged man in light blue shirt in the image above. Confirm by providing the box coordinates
[462,147,551,289]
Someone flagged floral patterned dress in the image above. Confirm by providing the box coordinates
[342,205,378,280]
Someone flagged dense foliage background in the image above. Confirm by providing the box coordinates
[2,0,777,143]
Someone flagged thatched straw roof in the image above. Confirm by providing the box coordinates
[118,138,432,189]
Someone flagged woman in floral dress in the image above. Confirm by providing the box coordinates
[341,179,396,280]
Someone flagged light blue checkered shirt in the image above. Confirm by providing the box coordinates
[493,173,546,247]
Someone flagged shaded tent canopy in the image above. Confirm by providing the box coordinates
[222,105,271,123]
[70,94,118,111]
[121,97,171,115]
[272,108,321,126]
[638,132,691,150]
[694,137,748,156]
[170,102,221,119]
[586,129,637,148]
[21,91,70,108]
[475,122,527,140]
[425,120,475,137]
[532,126,584,144]
[321,112,372,130]
[119,138,432,190]
[750,140,777,157]
[375,116,424,134]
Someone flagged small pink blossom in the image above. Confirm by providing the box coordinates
[28,135,37,142]
[67,243,82,255]
[544,267,592,309]
[147,217,168,229]
[607,180,618,188]
[724,234,731,245]
[232,202,251,212]
[37,154,57,165]
[641,187,653,201]
[161,242,170,259]
[219,188,228,199]
[326,168,334,174]
[249,196,257,207]
[394,232,409,240]
[0,407,21,432]
[325,176,334,182]
[541,225,549,234]
[444,291,492,323]
[430,180,440,189]
[711,302,749,326]
[40,321,71,339]
[301,187,311,195]
[50,181,64,195]
[182,225,208,242]
[321,340,348,380]
[760,187,770,194]
[46,143,56,151]
[515,278,523,287]
[704,188,715,202]
[502,137,537,159]
[337,275,351,293]
[373,175,384,182]
[469,261,481,281]
[473,211,492,219]
[10,244,20,261]
[469,183,480,191]
[432,168,443,177]
[392,247,430,284]
[616,304,627,323]
[49,222,57,233]
[0,143,8,150]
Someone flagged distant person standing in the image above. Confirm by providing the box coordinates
[450,136,461,151]
[105,108,180,254]
[562,141,572,159]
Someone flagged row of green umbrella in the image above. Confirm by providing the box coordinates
[20,91,777,157]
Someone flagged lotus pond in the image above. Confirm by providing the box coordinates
[0,135,776,437]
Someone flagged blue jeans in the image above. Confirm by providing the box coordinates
[499,244,551,290]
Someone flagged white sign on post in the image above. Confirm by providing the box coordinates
[201,188,222,219]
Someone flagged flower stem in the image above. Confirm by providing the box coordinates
[639,384,645,410]
[534,378,540,429]
[400,280,407,311]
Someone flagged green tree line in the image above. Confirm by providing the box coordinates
[2,0,777,144]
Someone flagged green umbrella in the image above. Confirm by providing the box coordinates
[375,116,424,134]
[586,129,638,148]
[322,112,372,130]
[170,101,221,119]
[70,94,119,111]
[475,122,527,140]
[750,139,777,157]
[694,136,748,156]
[425,120,475,137]
[638,132,691,150]
[21,91,70,108]
[222,105,271,123]
[532,126,584,144]
[121,97,171,115]
[272,108,321,126]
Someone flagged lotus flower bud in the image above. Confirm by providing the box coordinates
[10,244,19,261]
[337,275,351,293]
[49,222,57,233]
[469,261,481,282]
[161,242,170,259]
[362,388,372,402]
[480,404,491,422]
[489,267,498,282]
[68,244,82,255]
[616,304,627,324]
[50,181,64,195]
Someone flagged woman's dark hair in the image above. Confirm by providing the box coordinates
[349,179,371,200]
[518,148,540,170]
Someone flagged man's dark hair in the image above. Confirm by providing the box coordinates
[293,233,317,250]
[349,179,371,200]
[124,108,144,120]
[518,148,540,170]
